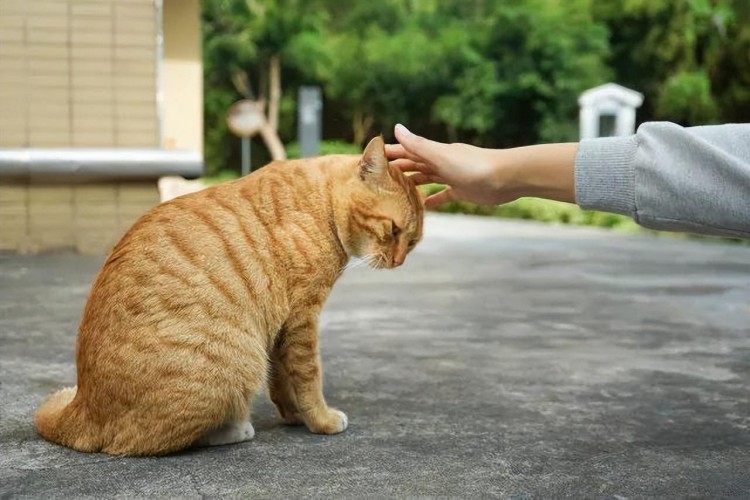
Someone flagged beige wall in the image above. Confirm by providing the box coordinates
[0,181,160,254]
[0,0,204,254]
[0,0,158,148]
[161,0,202,153]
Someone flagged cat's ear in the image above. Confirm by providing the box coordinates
[359,135,388,183]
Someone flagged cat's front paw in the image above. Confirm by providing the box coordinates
[307,409,348,435]
[330,409,348,433]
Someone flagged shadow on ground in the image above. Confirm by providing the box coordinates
[1,214,749,497]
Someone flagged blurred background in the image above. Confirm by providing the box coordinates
[203,0,749,167]
[0,0,748,253]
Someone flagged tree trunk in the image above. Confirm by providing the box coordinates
[352,108,374,146]
[259,123,287,161]
[268,54,281,132]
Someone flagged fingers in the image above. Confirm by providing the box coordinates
[384,143,408,161]
[389,158,420,172]
[425,187,457,208]
[390,159,444,185]
[385,143,423,164]
[394,124,445,164]
[405,172,437,186]
[394,124,424,157]
[390,158,436,175]
[394,123,418,149]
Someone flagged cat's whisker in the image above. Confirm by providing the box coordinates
[365,255,380,269]
[342,255,376,272]
[375,254,385,269]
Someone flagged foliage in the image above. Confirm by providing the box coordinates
[592,0,749,126]
[285,140,361,159]
[421,184,641,231]
[657,70,718,123]
[469,0,611,145]
[202,0,329,175]
[203,0,748,160]
[202,169,240,185]
[201,0,749,230]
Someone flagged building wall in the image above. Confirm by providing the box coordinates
[161,0,202,153]
[0,181,160,254]
[0,0,203,254]
[0,0,158,148]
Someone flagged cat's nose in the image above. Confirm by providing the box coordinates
[392,255,404,267]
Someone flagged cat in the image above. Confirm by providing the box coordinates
[34,136,424,456]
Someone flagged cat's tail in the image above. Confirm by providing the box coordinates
[35,386,100,452]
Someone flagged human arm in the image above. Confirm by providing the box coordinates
[576,122,750,238]
[387,122,750,238]
[385,124,577,207]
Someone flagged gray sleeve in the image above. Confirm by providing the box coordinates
[574,122,750,238]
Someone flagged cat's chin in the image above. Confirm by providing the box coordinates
[369,258,393,270]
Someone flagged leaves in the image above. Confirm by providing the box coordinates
[657,70,719,123]
[202,0,749,175]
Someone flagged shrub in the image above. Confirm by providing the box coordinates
[422,184,640,231]
[286,140,361,159]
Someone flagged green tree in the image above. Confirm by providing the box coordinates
[593,0,749,126]
[477,0,610,145]
[320,0,610,147]
[201,0,329,174]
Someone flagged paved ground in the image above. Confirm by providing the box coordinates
[1,213,749,498]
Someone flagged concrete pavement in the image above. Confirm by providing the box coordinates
[1,214,749,497]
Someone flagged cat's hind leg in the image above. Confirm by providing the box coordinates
[196,420,255,447]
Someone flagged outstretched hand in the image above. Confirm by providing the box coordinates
[385,124,517,208]
[385,124,577,208]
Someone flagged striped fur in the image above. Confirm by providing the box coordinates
[34,137,424,456]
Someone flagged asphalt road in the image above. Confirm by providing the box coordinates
[1,214,749,497]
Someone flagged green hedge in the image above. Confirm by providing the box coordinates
[286,140,361,159]
[436,198,641,231]
[422,183,641,232]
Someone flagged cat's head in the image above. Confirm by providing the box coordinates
[340,136,425,269]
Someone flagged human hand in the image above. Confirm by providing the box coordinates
[385,124,515,208]
[385,124,577,208]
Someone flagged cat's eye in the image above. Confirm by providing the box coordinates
[391,222,401,238]
[408,239,417,248]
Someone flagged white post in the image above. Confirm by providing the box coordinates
[579,105,598,140]
[616,107,637,136]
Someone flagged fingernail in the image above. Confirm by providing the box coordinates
[395,123,412,137]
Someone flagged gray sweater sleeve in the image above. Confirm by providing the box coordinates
[575,122,750,238]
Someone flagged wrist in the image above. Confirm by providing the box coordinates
[505,143,578,203]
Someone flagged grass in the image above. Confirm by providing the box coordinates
[422,183,642,232]
[201,170,240,185]
[285,140,362,159]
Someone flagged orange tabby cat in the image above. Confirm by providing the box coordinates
[35,136,423,456]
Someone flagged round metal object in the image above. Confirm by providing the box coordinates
[226,99,266,137]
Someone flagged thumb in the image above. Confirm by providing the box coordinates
[394,124,443,163]
[424,187,457,208]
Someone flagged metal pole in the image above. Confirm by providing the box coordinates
[241,136,251,176]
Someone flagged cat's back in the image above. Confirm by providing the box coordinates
[94,155,354,290]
